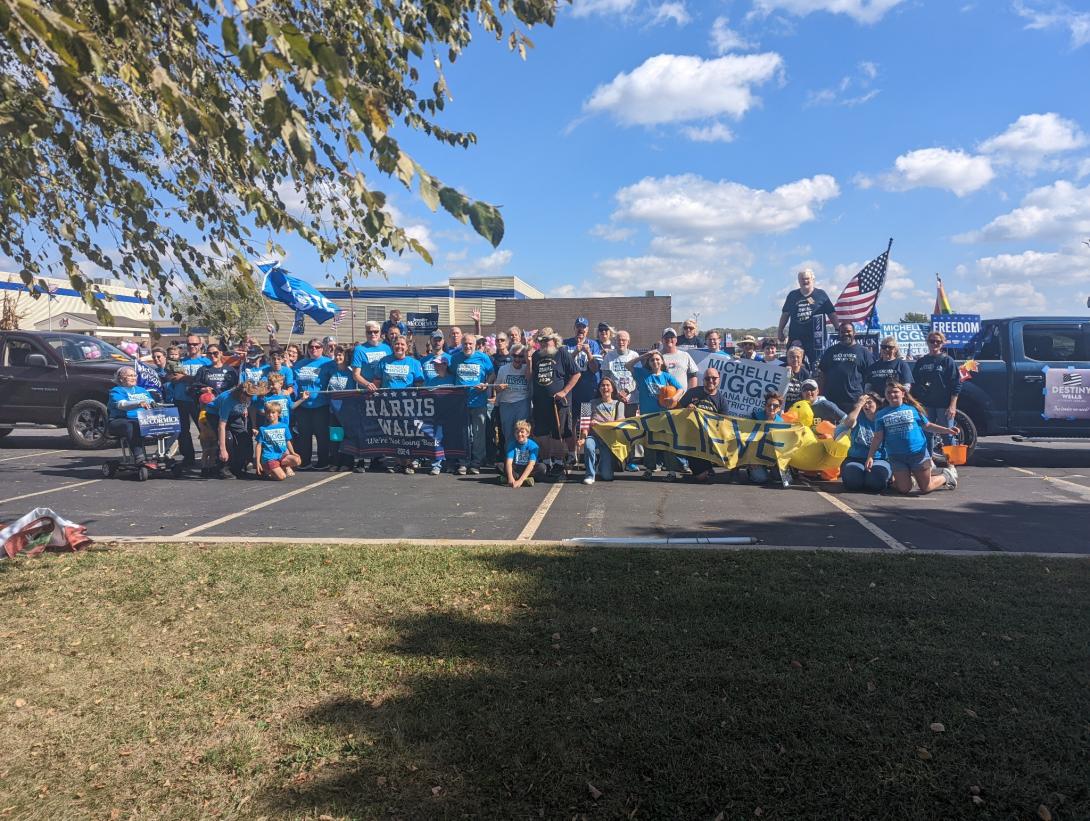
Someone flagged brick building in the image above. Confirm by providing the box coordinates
[493,293,672,350]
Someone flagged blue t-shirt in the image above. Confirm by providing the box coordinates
[154,367,175,404]
[294,356,332,408]
[351,342,393,381]
[563,337,603,404]
[260,364,296,392]
[450,350,494,408]
[257,422,291,461]
[426,372,455,387]
[632,365,683,416]
[262,393,293,428]
[240,365,266,385]
[377,354,425,389]
[875,404,928,455]
[208,391,250,432]
[751,409,786,423]
[321,363,355,393]
[175,356,211,404]
[108,385,155,420]
[506,438,540,466]
[381,319,408,337]
[847,414,886,460]
[419,351,451,382]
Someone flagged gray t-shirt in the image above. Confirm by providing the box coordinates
[495,363,530,404]
[661,350,698,399]
[602,349,639,395]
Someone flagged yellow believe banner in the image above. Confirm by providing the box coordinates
[591,407,850,472]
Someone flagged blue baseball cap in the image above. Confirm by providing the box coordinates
[575,316,589,327]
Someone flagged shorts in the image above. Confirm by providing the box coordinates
[262,459,282,472]
[888,449,931,471]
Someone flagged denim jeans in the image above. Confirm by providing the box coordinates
[644,447,681,473]
[498,399,531,450]
[583,434,614,481]
[464,406,488,467]
[840,457,891,492]
[926,405,956,450]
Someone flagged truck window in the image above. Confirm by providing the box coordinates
[972,325,1002,359]
[2,338,34,367]
[1022,327,1081,362]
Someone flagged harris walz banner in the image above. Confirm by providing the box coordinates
[334,387,469,460]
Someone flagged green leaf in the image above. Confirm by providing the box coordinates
[418,170,439,212]
[468,201,504,247]
[221,17,240,54]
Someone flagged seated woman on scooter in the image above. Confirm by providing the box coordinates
[107,366,156,465]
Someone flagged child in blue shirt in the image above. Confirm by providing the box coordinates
[497,420,544,488]
[255,403,302,480]
[867,382,959,495]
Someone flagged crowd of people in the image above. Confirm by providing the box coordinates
[106,272,964,495]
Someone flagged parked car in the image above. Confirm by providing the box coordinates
[954,317,1090,457]
[0,330,136,448]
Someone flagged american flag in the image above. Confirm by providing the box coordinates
[835,242,891,324]
[579,401,593,434]
[330,309,343,332]
[46,283,59,298]
[1062,371,1083,387]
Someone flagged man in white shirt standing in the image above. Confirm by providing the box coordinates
[659,328,698,399]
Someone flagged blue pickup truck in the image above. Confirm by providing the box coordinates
[954,316,1090,455]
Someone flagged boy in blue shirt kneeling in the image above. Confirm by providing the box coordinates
[497,420,544,488]
[255,403,302,481]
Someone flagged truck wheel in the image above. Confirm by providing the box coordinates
[954,410,978,461]
[0,427,12,440]
[67,400,110,450]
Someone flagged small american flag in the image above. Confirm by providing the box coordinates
[1062,371,1083,387]
[46,283,59,297]
[579,401,593,434]
[330,309,343,332]
[835,241,891,324]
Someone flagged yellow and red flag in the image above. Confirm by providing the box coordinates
[934,274,953,315]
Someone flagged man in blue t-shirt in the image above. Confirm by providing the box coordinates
[449,333,494,473]
[350,321,393,391]
[418,330,450,382]
[293,339,333,470]
[563,316,602,412]
[172,334,211,466]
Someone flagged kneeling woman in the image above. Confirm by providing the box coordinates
[107,366,156,464]
[865,382,959,495]
[214,380,265,479]
[839,392,890,492]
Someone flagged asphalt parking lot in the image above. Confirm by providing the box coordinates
[1,427,1089,553]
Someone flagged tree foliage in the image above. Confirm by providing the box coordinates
[175,270,267,343]
[0,0,560,324]
[900,311,930,323]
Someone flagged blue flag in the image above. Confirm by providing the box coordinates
[259,262,338,324]
[291,311,306,335]
[134,359,163,394]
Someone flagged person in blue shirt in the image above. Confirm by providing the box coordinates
[838,391,891,492]
[911,330,963,453]
[213,381,263,479]
[319,345,359,472]
[260,349,297,396]
[497,420,544,487]
[866,337,913,395]
[293,338,333,470]
[107,366,156,463]
[150,347,174,404]
[254,403,301,481]
[743,392,791,486]
[626,350,683,480]
[240,347,267,385]
[377,337,425,389]
[381,309,408,339]
[350,321,393,390]
[172,334,211,466]
[449,333,494,473]
[563,317,603,415]
[419,331,450,382]
[867,382,960,495]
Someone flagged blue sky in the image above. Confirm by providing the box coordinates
[277,0,1090,327]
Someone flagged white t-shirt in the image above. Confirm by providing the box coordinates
[495,363,530,404]
[602,349,639,395]
[661,350,698,398]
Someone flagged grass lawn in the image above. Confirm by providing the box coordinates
[1,544,1088,820]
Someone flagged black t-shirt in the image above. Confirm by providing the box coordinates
[681,387,730,415]
[818,343,874,407]
[676,333,703,351]
[192,364,238,399]
[781,288,835,346]
[532,348,577,404]
[783,366,812,405]
[865,358,913,394]
[221,396,251,434]
[491,352,513,371]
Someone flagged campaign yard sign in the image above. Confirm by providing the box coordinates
[691,351,789,418]
[406,311,440,334]
[335,387,468,460]
[136,406,182,437]
[880,323,929,357]
[1043,367,1090,419]
[931,314,981,347]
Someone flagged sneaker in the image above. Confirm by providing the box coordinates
[780,471,792,489]
[284,468,295,477]
[583,476,595,485]
[524,477,535,487]
[625,463,640,472]
[468,466,481,475]
[385,465,396,473]
[456,465,468,475]
[942,466,958,489]
[352,464,365,473]
[430,464,442,476]
[403,466,415,475]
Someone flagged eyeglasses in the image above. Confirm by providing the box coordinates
[802,386,817,392]
[881,345,897,350]
[187,342,201,347]
[928,338,942,344]
[767,402,782,409]
[308,344,323,349]
[367,329,381,334]
[704,376,720,381]
[207,350,221,355]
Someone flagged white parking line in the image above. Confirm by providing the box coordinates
[172,472,350,538]
[813,489,908,551]
[1007,466,1090,501]
[517,482,564,541]
[0,450,64,463]
[0,479,101,506]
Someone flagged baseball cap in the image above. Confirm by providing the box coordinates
[246,345,264,361]
[801,379,819,390]
[662,327,678,337]
[597,322,611,332]
[739,335,758,345]
[431,330,444,339]
[575,316,589,327]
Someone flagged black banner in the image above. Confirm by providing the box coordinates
[334,387,468,460]
[406,311,440,334]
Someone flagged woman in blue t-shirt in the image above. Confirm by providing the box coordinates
[866,382,960,495]
[321,345,359,472]
[745,392,790,487]
[838,391,891,492]
[626,350,683,480]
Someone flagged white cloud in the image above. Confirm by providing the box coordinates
[975,245,1090,283]
[582,52,784,127]
[978,112,1088,170]
[806,62,881,107]
[590,223,636,241]
[570,0,638,18]
[869,147,995,197]
[710,16,756,53]
[949,282,1048,314]
[1013,1,1090,49]
[611,173,840,238]
[957,179,1090,241]
[748,0,907,25]
[829,259,919,299]
[651,1,690,25]
[680,122,735,143]
[1078,157,1090,179]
